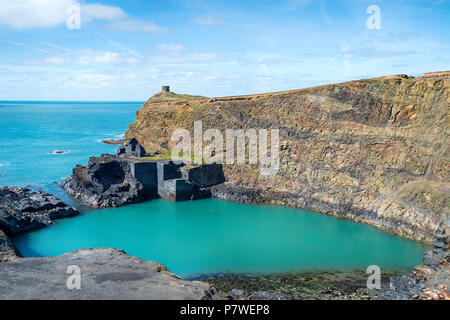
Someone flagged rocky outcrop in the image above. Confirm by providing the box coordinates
[0,186,78,235]
[116,138,146,157]
[0,229,21,262]
[62,154,226,207]
[379,235,449,300]
[0,248,216,300]
[125,72,449,242]
[61,154,152,208]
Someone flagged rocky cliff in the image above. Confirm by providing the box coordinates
[125,72,449,243]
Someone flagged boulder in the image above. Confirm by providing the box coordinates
[0,186,78,235]
[0,248,216,300]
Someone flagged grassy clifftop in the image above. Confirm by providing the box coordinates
[126,72,449,242]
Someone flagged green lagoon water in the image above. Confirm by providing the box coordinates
[1,101,428,278]
[14,199,428,277]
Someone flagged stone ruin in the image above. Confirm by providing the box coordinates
[116,138,146,157]
[62,137,226,207]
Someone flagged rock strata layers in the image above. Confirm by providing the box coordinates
[0,248,216,300]
[125,72,450,242]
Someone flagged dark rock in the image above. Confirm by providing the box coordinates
[62,155,226,207]
[61,155,154,208]
[125,138,146,157]
[115,145,126,157]
[0,186,78,235]
[0,248,215,300]
[181,164,225,188]
[0,229,22,262]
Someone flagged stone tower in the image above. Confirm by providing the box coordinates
[162,86,170,92]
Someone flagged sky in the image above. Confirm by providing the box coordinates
[0,0,448,101]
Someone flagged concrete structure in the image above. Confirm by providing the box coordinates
[129,161,158,198]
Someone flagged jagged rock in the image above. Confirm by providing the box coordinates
[0,186,78,235]
[125,138,146,157]
[115,138,146,157]
[0,229,21,262]
[61,155,153,208]
[0,248,215,300]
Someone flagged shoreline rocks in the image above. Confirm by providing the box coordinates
[0,248,217,300]
[0,186,78,236]
[0,186,78,262]
[379,235,449,300]
[101,139,127,145]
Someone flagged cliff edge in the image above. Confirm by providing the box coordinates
[125,72,449,243]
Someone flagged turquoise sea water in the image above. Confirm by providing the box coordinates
[1,101,428,277]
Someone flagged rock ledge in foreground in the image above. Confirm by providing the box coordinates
[0,248,216,300]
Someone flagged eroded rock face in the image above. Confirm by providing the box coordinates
[61,155,150,208]
[0,229,21,262]
[125,72,450,242]
[0,186,78,235]
[0,248,216,300]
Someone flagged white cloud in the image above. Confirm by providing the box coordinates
[156,44,185,52]
[0,0,163,33]
[109,19,166,33]
[81,3,126,22]
[0,0,75,29]
[192,16,223,26]
[148,52,217,64]
[45,56,65,64]
[74,50,121,64]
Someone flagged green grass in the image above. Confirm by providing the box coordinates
[160,92,206,101]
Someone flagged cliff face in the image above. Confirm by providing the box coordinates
[126,72,450,243]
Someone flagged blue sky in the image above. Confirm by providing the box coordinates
[0,0,448,100]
